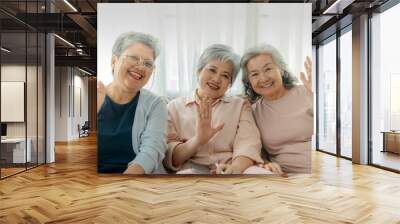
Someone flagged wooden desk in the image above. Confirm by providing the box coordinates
[381,131,400,154]
[1,138,32,163]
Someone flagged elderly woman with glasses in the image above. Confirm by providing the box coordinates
[241,44,313,174]
[164,44,271,175]
[97,31,167,174]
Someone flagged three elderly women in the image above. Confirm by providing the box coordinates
[98,31,313,175]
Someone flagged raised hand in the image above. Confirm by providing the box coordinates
[194,97,224,146]
[300,56,313,94]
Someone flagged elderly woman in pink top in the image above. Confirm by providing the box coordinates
[241,44,313,174]
[165,44,270,174]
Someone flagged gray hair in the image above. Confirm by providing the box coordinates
[240,44,298,102]
[112,31,160,59]
[197,44,240,84]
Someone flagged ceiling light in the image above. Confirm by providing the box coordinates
[78,67,92,76]
[322,0,354,15]
[323,0,341,14]
[1,47,11,53]
[63,0,78,12]
[54,34,75,48]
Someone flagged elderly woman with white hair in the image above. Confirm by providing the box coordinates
[97,31,167,174]
[165,44,270,174]
[241,44,313,174]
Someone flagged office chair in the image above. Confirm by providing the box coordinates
[79,121,90,138]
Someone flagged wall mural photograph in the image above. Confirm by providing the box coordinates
[97,3,313,175]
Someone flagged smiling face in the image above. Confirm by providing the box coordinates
[246,54,286,99]
[111,42,155,92]
[197,59,233,99]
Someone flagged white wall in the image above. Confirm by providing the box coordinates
[72,73,89,138]
[1,65,39,138]
[1,66,26,130]
[98,3,312,97]
[55,67,69,141]
[54,67,89,141]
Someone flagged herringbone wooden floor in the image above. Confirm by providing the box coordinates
[1,135,400,224]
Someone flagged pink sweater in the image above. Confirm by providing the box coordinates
[252,85,314,173]
[165,92,264,172]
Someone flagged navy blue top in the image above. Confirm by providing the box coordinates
[97,92,140,173]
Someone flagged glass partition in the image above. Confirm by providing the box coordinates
[0,1,46,179]
[339,29,352,158]
[371,3,400,171]
[1,31,28,178]
[317,36,337,155]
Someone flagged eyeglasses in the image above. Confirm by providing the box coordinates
[122,54,155,70]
